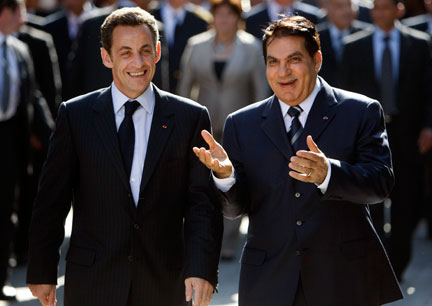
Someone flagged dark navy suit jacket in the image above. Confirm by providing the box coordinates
[221,78,403,306]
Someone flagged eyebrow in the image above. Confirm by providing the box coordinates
[117,43,153,52]
[266,51,304,61]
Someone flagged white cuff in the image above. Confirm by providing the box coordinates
[212,168,236,192]
[316,158,331,194]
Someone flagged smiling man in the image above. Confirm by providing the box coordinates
[194,16,403,306]
[26,7,222,306]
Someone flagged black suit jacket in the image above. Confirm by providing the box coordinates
[220,78,402,306]
[317,20,371,87]
[26,84,223,305]
[18,24,62,118]
[152,3,210,93]
[402,13,430,33]
[244,2,324,39]
[340,25,432,163]
[43,10,75,99]
[69,5,169,98]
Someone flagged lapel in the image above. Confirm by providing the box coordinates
[261,95,294,160]
[139,85,175,196]
[397,25,409,91]
[92,87,131,194]
[298,77,338,150]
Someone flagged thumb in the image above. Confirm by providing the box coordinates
[306,135,321,153]
[185,278,193,302]
[201,130,218,150]
[47,287,56,305]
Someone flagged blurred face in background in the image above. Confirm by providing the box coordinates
[325,0,357,30]
[213,3,240,35]
[0,2,25,35]
[168,0,188,9]
[371,0,404,32]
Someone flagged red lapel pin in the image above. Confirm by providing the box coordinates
[162,125,167,129]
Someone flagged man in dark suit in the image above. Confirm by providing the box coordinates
[0,0,36,300]
[244,0,324,38]
[68,0,170,98]
[27,7,222,306]
[317,0,371,86]
[151,0,211,92]
[42,0,95,99]
[194,16,402,306]
[340,0,432,281]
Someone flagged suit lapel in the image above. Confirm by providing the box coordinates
[139,85,175,195]
[261,96,294,160]
[92,87,131,193]
[299,78,338,150]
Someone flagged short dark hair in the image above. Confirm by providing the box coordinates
[262,16,321,62]
[210,0,243,17]
[0,0,20,13]
[100,7,159,53]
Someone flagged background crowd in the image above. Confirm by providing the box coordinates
[1,0,432,300]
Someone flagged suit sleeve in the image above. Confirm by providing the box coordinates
[219,115,252,218]
[184,107,223,288]
[322,100,394,204]
[26,103,77,284]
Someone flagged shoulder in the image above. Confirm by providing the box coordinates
[244,3,267,20]
[187,30,214,46]
[185,3,212,24]
[402,13,429,28]
[44,10,67,28]
[344,28,373,45]
[9,36,30,55]
[294,1,325,17]
[155,86,207,113]
[63,88,108,111]
[399,24,431,42]
[332,86,380,112]
[236,30,260,45]
[229,96,271,121]
[20,25,53,43]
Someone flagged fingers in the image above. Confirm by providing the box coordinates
[185,278,214,306]
[47,287,57,306]
[306,135,321,153]
[29,284,56,306]
[201,130,217,150]
[185,278,193,302]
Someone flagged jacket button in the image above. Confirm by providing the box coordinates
[128,255,133,262]
[296,250,301,256]
[134,224,140,230]
[296,220,303,226]
[295,192,301,198]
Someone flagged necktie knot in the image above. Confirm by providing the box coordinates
[383,36,390,44]
[288,106,302,118]
[124,100,140,116]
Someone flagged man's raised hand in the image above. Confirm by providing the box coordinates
[193,130,232,179]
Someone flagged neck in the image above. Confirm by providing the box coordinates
[216,31,236,45]
[378,23,396,34]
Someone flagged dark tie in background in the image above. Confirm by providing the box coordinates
[1,40,10,113]
[288,106,303,152]
[118,100,140,178]
[381,36,397,115]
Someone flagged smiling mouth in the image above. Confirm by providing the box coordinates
[279,79,296,86]
[128,71,145,77]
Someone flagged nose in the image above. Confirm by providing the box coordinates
[132,53,145,67]
[278,62,291,77]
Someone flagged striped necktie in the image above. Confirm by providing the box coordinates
[287,106,303,151]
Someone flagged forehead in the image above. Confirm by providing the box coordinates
[111,24,153,48]
[266,35,308,58]
[373,0,396,8]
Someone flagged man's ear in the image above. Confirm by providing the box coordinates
[101,47,113,69]
[314,51,323,72]
[154,41,161,64]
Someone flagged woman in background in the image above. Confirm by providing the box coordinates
[178,0,269,141]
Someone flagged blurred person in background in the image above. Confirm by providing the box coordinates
[178,0,269,260]
[43,0,95,99]
[243,0,325,38]
[0,0,38,299]
[151,0,212,92]
[317,0,371,87]
[340,0,432,281]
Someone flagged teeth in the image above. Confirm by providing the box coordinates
[130,71,144,76]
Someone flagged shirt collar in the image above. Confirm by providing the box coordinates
[0,32,7,45]
[328,22,350,39]
[111,82,155,115]
[162,2,186,24]
[374,23,399,41]
[279,77,321,118]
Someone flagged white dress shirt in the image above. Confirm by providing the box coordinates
[0,34,21,122]
[111,83,155,205]
[161,2,186,46]
[373,25,400,83]
[213,78,331,193]
[328,22,350,60]
[67,2,93,40]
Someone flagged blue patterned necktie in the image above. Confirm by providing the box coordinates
[287,106,303,151]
